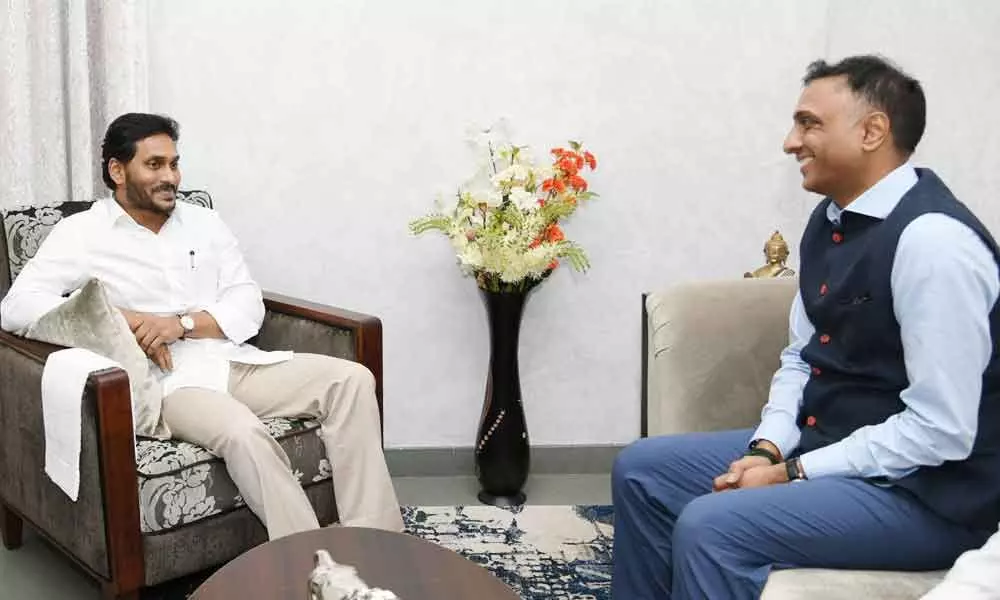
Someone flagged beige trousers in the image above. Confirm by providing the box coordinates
[160,353,403,540]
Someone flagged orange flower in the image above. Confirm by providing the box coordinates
[542,178,566,193]
[545,224,565,242]
[529,238,541,249]
[548,259,560,270]
[556,156,579,176]
[565,195,577,206]
[584,151,597,170]
[551,147,567,157]
[537,198,546,207]
[567,175,588,191]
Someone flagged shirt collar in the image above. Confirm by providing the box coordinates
[98,195,184,228]
[825,163,918,224]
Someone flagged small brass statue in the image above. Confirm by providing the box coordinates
[744,231,796,278]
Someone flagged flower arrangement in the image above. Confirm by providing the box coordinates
[409,126,600,293]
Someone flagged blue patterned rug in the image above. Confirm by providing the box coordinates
[403,504,613,599]
[147,504,613,599]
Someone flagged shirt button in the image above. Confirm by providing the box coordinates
[819,283,829,296]
[811,366,822,376]
[806,415,817,427]
[819,334,831,344]
[832,232,844,244]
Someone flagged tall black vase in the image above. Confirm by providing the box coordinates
[475,288,531,507]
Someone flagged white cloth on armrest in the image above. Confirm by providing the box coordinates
[42,348,121,501]
[921,524,1000,599]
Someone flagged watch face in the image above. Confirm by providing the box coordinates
[180,315,195,331]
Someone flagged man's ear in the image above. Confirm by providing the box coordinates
[862,112,891,153]
[108,158,126,187]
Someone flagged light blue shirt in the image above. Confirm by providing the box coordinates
[753,164,1000,480]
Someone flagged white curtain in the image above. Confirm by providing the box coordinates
[0,0,149,210]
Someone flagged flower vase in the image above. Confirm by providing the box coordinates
[475,288,531,506]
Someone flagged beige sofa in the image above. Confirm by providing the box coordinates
[642,277,946,599]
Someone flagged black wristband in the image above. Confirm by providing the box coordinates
[745,447,780,465]
[785,457,807,481]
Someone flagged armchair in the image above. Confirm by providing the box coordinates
[641,277,947,599]
[0,191,384,600]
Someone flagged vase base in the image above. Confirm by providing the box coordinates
[478,490,526,508]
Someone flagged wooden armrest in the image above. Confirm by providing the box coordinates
[0,329,142,593]
[87,368,143,596]
[262,291,384,434]
[0,329,66,362]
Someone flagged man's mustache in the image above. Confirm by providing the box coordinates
[154,184,176,194]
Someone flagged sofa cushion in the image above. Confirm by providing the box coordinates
[136,416,331,534]
[762,567,946,600]
[24,279,164,437]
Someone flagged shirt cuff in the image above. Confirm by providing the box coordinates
[798,443,855,479]
[204,302,257,345]
[750,420,801,460]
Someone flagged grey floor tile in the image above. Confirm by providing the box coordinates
[0,529,101,600]
[393,473,612,507]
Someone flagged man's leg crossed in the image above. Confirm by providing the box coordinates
[160,387,320,540]
[228,353,403,532]
[671,476,994,599]
[612,428,753,599]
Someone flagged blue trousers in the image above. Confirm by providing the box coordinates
[611,429,993,599]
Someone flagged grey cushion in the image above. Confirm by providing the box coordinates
[645,277,798,436]
[762,567,946,600]
[135,416,331,534]
[23,279,164,437]
[645,279,952,598]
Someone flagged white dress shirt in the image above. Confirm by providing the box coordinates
[0,197,290,398]
[752,164,1000,479]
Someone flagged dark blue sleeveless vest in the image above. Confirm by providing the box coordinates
[796,168,1000,529]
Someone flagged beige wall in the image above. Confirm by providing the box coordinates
[146,0,1000,448]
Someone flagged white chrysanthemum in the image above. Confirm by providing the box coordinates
[492,164,530,187]
[457,243,484,269]
[533,164,556,181]
[509,188,536,211]
[464,187,503,207]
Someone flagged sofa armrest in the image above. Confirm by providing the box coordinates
[258,292,383,429]
[642,278,797,437]
[0,330,142,591]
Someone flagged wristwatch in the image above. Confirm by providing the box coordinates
[785,457,807,482]
[179,314,195,337]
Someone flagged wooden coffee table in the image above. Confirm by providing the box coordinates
[189,526,520,599]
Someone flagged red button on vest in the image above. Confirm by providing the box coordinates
[811,366,822,376]
[819,334,831,344]
[832,232,844,243]
[806,415,817,427]
[820,283,829,296]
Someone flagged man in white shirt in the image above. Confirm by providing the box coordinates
[0,113,404,538]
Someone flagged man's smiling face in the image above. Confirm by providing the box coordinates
[783,75,870,202]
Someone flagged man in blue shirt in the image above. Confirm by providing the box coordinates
[613,55,1000,599]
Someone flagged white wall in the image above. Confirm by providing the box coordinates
[145,0,1000,448]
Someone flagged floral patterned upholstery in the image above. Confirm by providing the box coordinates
[136,417,331,534]
[1,190,213,281]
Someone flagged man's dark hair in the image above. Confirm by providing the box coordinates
[804,55,925,155]
[101,113,179,190]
